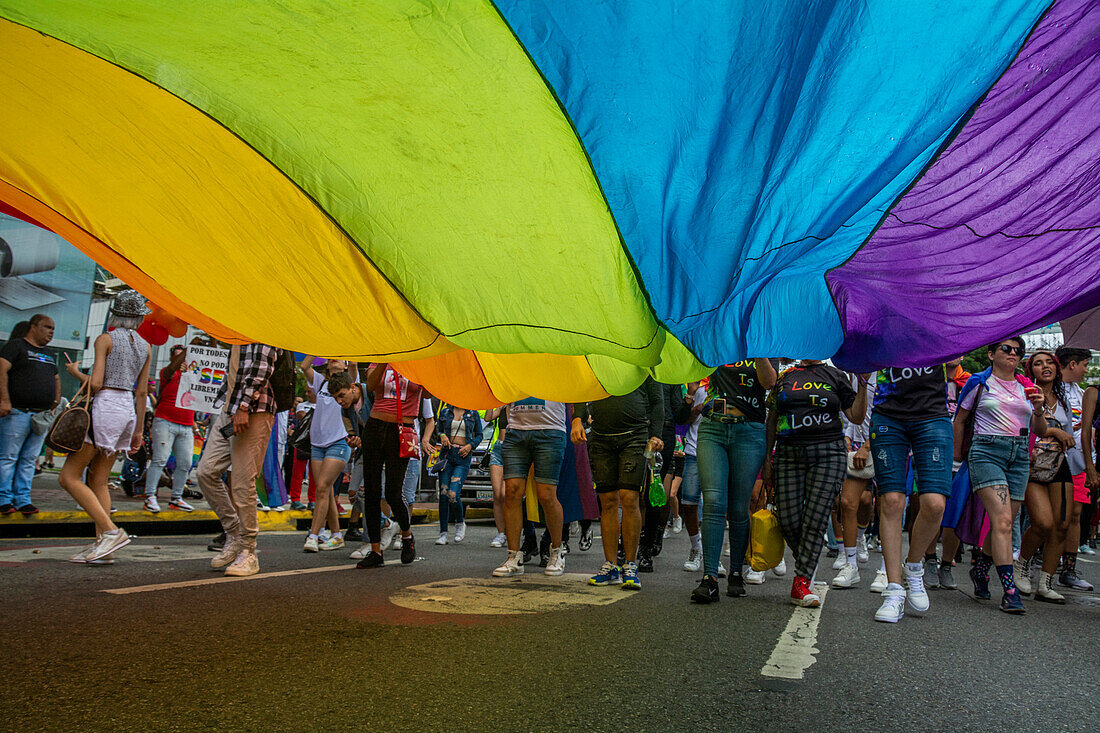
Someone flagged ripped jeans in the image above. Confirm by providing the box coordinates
[869,414,953,496]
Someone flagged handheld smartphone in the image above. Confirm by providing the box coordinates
[712,398,727,414]
[219,422,236,439]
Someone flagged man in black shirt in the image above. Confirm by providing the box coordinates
[572,379,664,589]
[0,314,60,514]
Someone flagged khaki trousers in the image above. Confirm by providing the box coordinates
[197,411,274,550]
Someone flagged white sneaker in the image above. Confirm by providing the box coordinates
[303,535,319,553]
[318,529,331,543]
[224,549,259,577]
[143,496,161,514]
[349,543,371,560]
[211,535,242,570]
[771,559,787,577]
[1013,557,1033,595]
[435,533,449,546]
[489,532,506,548]
[87,529,130,561]
[856,535,869,564]
[832,563,861,588]
[454,523,467,543]
[718,562,728,578]
[545,546,566,576]
[319,536,344,551]
[832,552,846,570]
[875,586,905,623]
[392,535,403,551]
[493,550,524,577]
[673,516,683,534]
[744,568,766,585]
[380,519,400,550]
[903,563,929,612]
[68,542,98,564]
[663,524,671,539]
[870,569,888,593]
[683,548,702,572]
[168,497,194,512]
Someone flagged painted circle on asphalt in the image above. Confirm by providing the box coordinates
[389,573,633,615]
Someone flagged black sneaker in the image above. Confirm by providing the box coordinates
[638,550,654,573]
[1000,589,1026,614]
[579,527,593,552]
[826,547,839,558]
[0,504,15,515]
[691,575,720,604]
[357,551,385,569]
[726,572,746,597]
[289,501,307,511]
[652,532,664,557]
[207,532,226,551]
[540,533,551,567]
[345,526,363,542]
[400,535,416,564]
[17,504,38,516]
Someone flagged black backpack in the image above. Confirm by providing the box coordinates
[270,349,297,413]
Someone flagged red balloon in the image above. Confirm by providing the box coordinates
[146,324,170,345]
[136,319,157,341]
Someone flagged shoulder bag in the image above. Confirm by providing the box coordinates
[45,382,92,454]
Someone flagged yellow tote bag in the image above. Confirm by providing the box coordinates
[748,507,785,571]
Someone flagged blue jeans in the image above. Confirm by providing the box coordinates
[438,447,472,532]
[145,418,195,499]
[0,410,47,507]
[697,419,767,577]
[869,414,953,496]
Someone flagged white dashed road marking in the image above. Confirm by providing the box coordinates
[760,585,829,680]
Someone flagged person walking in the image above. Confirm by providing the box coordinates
[142,344,196,513]
[58,291,151,563]
[0,313,59,515]
[197,343,279,576]
[763,360,868,607]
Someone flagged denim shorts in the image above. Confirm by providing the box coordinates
[967,434,1030,501]
[311,439,352,463]
[489,440,503,468]
[869,414,953,496]
[679,455,701,506]
[502,428,566,485]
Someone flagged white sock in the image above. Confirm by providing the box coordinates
[308,533,318,540]
[857,527,866,542]
[333,531,343,540]
[844,546,858,564]
[690,533,702,551]
[904,561,922,573]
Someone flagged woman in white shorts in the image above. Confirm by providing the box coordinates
[60,290,151,564]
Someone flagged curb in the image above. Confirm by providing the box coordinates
[0,507,494,538]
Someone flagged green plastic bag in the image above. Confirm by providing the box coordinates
[647,456,666,508]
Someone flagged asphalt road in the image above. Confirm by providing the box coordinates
[2,524,1098,732]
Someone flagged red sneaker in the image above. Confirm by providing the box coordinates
[790,575,821,607]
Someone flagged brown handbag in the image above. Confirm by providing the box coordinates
[45,381,93,454]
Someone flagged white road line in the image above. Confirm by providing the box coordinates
[102,558,420,595]
[760,586,829,680]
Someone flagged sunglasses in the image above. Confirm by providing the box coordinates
[997,344,1025,357]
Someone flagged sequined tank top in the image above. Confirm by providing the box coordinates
[102,329,149,391]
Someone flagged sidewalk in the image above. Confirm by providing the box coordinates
[2,469,488,538]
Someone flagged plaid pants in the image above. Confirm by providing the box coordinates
[774,439,847,578]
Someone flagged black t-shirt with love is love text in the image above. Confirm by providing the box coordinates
[772,364,856,446]
[872,364,949,422]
